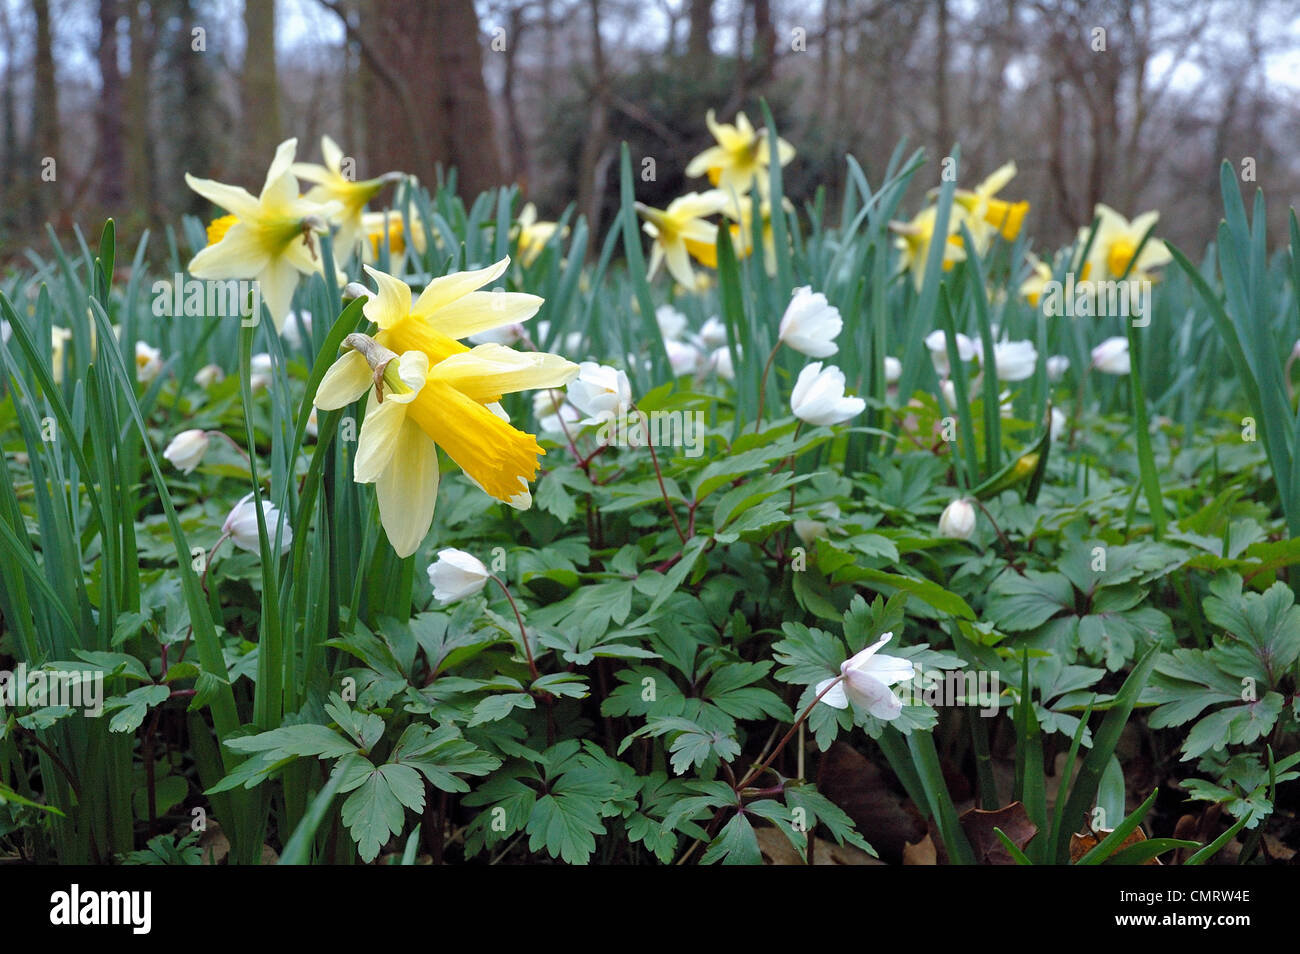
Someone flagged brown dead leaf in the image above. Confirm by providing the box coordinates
[959,802,1037,864]
[1263,834,1296,862]
[1069,825,1159,865]
[816,741,926,862]
[199,820,229,865]
[903,833,937,865]
[756,826,885,865]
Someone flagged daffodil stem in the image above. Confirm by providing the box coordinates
[640,406,688,544]
[753,343,782,431]
[491,575,538,681]
[736,676,843,791]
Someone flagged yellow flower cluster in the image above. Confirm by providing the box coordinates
[637,109,796,288]
[890,162,1030,292]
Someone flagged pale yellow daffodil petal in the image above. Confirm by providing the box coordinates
[414,258,511,315]
[184,174,261,220]
[362,264,414,329]
[424,291,544,339]
[374,420,439,558]
[188,223,273,278]
[314,350,372,409]
[355,393,408,483]
[427,344,578,403]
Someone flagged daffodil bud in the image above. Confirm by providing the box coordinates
[341,282,370,301]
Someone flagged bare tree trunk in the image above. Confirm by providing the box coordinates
[437,0,502,197]
[32,0,61,226]
[750,0,776,85]
[502,5,531,187]
[934,0,951,155]
[98,0,126,209]
[126,0,157,223]
[687,0,713,73]
[0,0,19,227]
[332,0,502,197]
[576,0,609,238]
[241,0,282,168]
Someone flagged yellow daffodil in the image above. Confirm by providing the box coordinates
[1079,204,1172,281]
[953,162,1030,248]
[313,270,578,556]
[890,205,967,292]
[515,203,568,266]
[291,136,402,265]
[186,138,341,331]
[685,110,795,198]
[1020,252,1054,306]
[361,210,429,273]
[636,191,729,288]
[719,195,794,277]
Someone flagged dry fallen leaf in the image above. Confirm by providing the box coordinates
[199,820,230,865]
[756,826,885,865]
[959,802,1037,864]
[902,833,937,865]
[1069,825,1159,865]
[816,741,926,862]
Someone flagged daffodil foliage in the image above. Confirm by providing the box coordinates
[2,116,1300,869]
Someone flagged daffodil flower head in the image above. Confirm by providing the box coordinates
[815,633,914,721]
[292,136,402,266]
[186,138,343,330]
[361,209,428,273]
[313,267,579,558]
[890,205,967,292]
[514,203,568,267]
[636,191,729,289]
[953,161,1030,245]
[685,109,795,199]
[1020,252,1054,306]
[1081,204,1171,281]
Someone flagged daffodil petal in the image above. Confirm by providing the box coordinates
[375,420,439,558]
[257,257,300,331]
[423,291,543,339]
[413,258,510,315]
[362,265,413,329]
[260,139,299,199]
[427,344,578,402]
[315,350,371,409]
[184,173,261,220]
[187,223,272,279]
[354,393,407,483]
